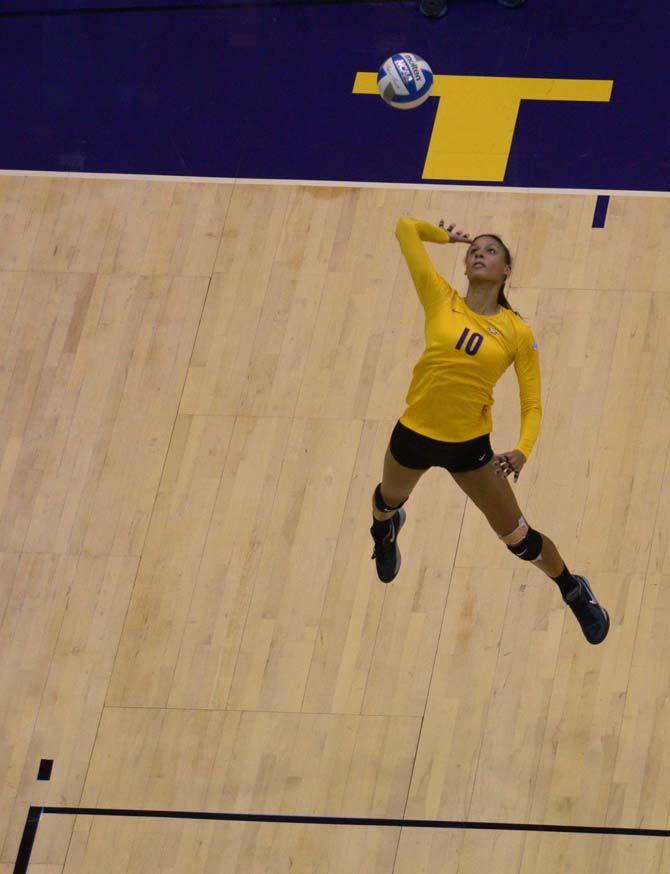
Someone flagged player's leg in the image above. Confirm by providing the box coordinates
[370,424,430,583]
[450,459,609,644]
[372,443,428,522]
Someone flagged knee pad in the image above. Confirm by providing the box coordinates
[501,516,543,561]
[505,523,543,562]
[374,483,408,514]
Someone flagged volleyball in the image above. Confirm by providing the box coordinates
[377,53,434,109]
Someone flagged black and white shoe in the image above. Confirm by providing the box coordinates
[564,575,610,644]
[370,509,406,584]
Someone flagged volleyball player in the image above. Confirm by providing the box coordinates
[370,216,609,645]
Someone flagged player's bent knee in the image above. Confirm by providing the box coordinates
[507,528,543,561]
[374,483,408,513]
[499,515,543,562]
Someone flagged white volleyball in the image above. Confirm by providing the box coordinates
[377,53,434,109]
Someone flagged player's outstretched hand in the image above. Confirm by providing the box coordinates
[439,219,472,243]
[493,450,527,483]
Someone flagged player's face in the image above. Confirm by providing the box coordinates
[465,237,511,284]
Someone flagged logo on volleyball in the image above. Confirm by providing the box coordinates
[394,57,414,84]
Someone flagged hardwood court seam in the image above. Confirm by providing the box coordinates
[297,419,362,714]
[462,566,518,822]
[515,289,625,829]
[389,713,425,874]
[158,182,239,701]
[385,495,468,838]
[102,703,411,712]
[608,416,670,792]
[408,496,466,744]
[164,281,231,703]
[215,186,298,712]
[102,232,221,715]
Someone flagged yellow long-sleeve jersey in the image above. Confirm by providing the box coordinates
[396,217,542,460]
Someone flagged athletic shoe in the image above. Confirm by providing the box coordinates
[564,575,610,644]
[370,509,407,583]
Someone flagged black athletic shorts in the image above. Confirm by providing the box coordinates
[389,420,494,473]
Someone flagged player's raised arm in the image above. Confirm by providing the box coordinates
[395,216,470,310]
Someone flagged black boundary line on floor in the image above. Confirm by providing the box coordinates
[14,806,42,874]
[0,0,406,19]
[592,193,610,227]
[15,803,670,873]
[40,806,670,835]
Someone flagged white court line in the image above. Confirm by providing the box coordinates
[0,168,668,197]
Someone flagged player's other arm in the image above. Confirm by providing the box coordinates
[514,326,542,460]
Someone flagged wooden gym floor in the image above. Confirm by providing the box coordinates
[1,175,670,872]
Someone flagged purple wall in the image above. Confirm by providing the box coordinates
[0,0,667,190]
